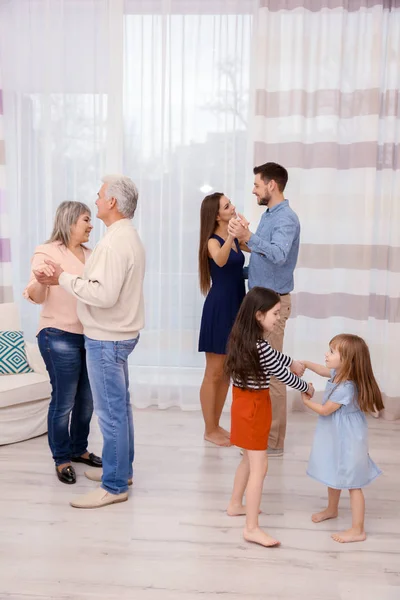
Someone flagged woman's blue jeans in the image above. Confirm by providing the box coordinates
[38,328,93,467]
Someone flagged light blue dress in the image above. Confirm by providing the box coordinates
[307,370,382,490]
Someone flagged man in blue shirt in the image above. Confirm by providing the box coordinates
[228,162,301,457]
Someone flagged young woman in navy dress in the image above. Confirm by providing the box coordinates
[198,192,248,446]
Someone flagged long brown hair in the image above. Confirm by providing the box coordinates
[330,334,384,413]
[198,192,224,295]
[225,287,281,388]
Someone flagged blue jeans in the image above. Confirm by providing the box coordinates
[84,335,139,495]
[37,328,94,467]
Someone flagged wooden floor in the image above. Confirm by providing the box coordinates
[0,409,399,600]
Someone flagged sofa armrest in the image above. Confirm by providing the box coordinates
[25,341,48,377]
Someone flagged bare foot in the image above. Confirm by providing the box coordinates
[204,431,231,447]
[227,503,246,516]
[244,527,280,548]
[312,509,338,523]
[331,529,366,543]
[227,503,261,516]
[217,426,231,439]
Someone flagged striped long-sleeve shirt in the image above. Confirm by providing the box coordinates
[233,339,309,392]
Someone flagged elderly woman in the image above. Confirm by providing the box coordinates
[23,201,101,484]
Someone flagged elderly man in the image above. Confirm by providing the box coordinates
[228,162,301,458]
[36,175,145,508]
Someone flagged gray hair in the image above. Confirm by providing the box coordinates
[102,174,139,219]
[47,201,91,246]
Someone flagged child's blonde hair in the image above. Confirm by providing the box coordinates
[330,334,384,414]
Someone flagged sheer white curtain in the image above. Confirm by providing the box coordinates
[0,0,254,409]
[0,67,12,302]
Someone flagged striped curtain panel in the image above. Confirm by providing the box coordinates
[250,0,400,419]
[0,73,13,303]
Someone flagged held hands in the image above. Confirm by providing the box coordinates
[227,213,251,242]
[235,213,250,229]
[292,359,314,401]
[33,259,64,286]
[33,262,56,278]
[303,383,315,400]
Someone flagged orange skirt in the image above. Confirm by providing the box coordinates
[230,386,272,451]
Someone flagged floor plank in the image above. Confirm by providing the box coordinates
[0,410,399,600]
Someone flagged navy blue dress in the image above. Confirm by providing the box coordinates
[198,234,246,355]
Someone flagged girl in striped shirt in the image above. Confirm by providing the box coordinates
[225,287,313,547]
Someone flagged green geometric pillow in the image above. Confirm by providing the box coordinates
[0,331,34,375]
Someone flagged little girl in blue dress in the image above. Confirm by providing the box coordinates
[302,333,384,544]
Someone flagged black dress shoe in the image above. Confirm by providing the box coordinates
[71,452,102,468]
[56,465,76,485]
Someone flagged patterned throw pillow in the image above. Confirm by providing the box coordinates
[0,331,34,375]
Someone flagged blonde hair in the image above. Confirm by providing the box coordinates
[47,201,91,247]
[330,334,384,414]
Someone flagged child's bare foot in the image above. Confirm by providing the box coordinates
[227,503,247,516]
[312,509,338,523]
[331,529,366,543]
[227,503,261,516]
[243,527,280,548]
[204,431,231,446]
[217,426,230,439]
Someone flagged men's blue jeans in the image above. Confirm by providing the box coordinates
[84,335,139,495]
[38,328,93,466]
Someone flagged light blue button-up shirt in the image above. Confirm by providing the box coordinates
[247,200,300,294]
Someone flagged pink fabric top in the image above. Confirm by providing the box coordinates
[23,241,92,335]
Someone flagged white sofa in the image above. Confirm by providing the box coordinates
[0,303,51,445]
